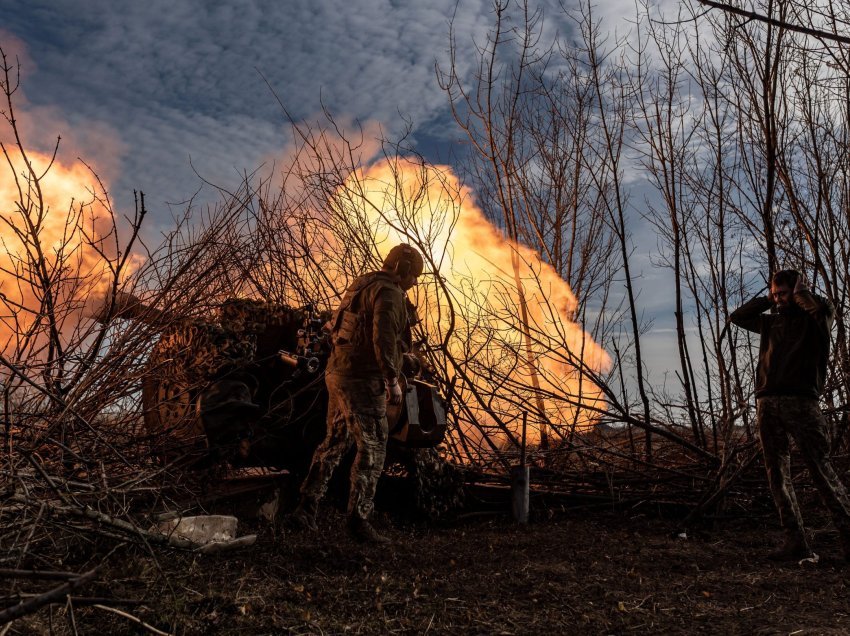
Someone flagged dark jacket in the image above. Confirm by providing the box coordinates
[326,271,410,381]
[730,290,834,399]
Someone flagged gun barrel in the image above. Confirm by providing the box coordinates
[84,290,166,325]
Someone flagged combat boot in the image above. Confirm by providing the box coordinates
[289,497,319,533]
[767,531,813,562]
[348,516,390,545]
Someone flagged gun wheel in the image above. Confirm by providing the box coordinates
[143,374,206,458]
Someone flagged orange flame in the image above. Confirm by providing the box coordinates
[336,158,611,445]
[0,145,124,353]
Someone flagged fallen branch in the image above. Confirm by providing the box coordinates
[0,567,97,624]
[679,445,761,528]
[8,593,143,607]
[65,596,144,607]
[10,493,256,552]
[196,534,257,554]
[0,568,80,581]
[10,493,196,549]
[92,603,173,636]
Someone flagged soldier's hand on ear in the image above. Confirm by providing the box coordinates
[386,377,403,405]
[794,275,808,295]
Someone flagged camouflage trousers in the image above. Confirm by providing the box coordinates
[757,396,850,537]
[300,373,388,521]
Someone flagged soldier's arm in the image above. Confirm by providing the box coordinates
[372,288,405,381]
[794,286,836,326]
[729,296,772,333]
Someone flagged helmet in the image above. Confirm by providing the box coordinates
[382,244,424,278]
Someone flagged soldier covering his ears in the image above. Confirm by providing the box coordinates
[730,269,850,561]
[291,244,424,543]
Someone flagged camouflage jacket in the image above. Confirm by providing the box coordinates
[327,271,412,381]
[730,290,834,399]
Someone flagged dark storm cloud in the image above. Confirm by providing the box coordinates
[2,0,494,212]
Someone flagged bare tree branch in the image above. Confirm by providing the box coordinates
[697,0,850,45]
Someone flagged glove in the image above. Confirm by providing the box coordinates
[386,378,403,405]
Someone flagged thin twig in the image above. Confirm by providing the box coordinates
[91,604,173,636]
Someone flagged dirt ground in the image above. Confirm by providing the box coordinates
[9,499,850,635]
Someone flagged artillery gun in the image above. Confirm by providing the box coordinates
[94,293,461,517]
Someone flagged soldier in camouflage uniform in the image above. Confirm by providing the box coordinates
[292,244,424,543]
[731,269,850,561]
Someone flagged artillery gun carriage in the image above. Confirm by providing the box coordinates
[94,293,460,517]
